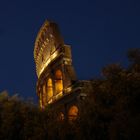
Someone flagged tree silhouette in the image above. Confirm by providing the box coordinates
[0,49,139,140]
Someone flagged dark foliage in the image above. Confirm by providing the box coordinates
[0,49,140,140]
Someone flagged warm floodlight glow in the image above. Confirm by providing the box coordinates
[43,84,47,106]
[68,105,78,121]
[48,99,53,104]
[39,93,43,109]
[47,78,53,100]
[38,51,58,77]
[55,70,63,94]
[55,91,63,99]
[34,21,77,109]
[65,87,72,93]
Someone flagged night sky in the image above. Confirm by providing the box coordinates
[0,0,140,100]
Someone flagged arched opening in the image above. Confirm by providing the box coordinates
[47,78,53,100]
[43,84,47,106]
[55,70,63,94]
[39,92,43,109]
[68,105,78,121]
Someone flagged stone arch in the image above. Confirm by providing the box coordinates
[42,83,47,106]
[47,78,53,100]
[39,91,43,109]
[68,105,78,121]
[55,69,63,94]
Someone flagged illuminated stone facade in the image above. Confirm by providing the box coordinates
[34,20,77,109]
[34,20,93,120]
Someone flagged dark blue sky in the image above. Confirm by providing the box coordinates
[0,0,140,100]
